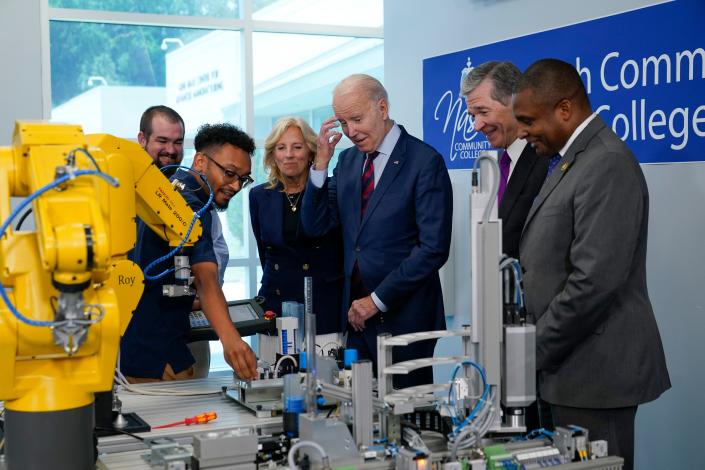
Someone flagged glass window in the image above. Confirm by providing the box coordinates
[50,22,242,138]
[253,0,383,27]
[251,148,269,187]
[252,32,383,140]
[218,193,248,260]
[47,0,383,374]
[49,0,241,18]
[222,266,248,301]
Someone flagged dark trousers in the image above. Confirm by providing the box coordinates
[525,394,554,431]
[348,273,436,389]
[551,404,637,470]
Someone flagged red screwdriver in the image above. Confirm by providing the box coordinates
[152,411,218,429]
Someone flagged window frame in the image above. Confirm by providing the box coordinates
[41,0,383,299]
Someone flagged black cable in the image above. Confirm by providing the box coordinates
[14,207,33,230]
[70,148,101,171]
[94,426,145,442]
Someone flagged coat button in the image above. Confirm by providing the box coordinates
[355,247,360,252]
[303,263,310,271]
[275,289,281,295]
[274,263,279,270]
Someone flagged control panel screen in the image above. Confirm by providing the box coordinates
[228,303,259,323]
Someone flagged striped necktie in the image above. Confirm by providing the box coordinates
[360,151,379,217]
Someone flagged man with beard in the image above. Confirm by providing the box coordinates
[121,123,258,382]
[138,105,185,177]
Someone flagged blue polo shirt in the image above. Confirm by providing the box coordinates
[120,170,217,378]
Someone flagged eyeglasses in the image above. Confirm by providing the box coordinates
[201,152,254,188]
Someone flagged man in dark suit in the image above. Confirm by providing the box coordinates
[301,74,453,388]
[463,61,551,431]
[514,59,671,470]
[462,61,548,260]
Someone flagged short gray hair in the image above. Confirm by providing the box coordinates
[334,74,388,103]
[460,61,520,106]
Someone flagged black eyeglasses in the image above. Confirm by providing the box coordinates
[202,152,254,188]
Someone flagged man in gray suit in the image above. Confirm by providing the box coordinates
[513,59,670,470]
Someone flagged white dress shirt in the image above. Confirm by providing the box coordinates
[505,138,528,181]
[559,113,598,157]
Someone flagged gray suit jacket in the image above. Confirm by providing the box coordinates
[519,116,670,408]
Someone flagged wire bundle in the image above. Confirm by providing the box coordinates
[0,164,119,327]
[113,358,221,397]
[499,255,524,308]
[445,361,499,461]
[142,165,214,281]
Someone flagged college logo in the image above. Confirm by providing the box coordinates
[427,59,492,166]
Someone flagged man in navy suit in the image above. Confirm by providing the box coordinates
[301,74,453,388]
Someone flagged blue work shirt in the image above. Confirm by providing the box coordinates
[120,169,216,379]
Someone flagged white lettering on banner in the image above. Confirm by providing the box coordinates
[576,56,592,94]
[620,59,640,89]
[597,48,704,92]
[600,52,620,92]
[642,54,672,86]
[571,47,705,153]
[676,48,705,82]
[596,101,705,150]
[433,90,480,161]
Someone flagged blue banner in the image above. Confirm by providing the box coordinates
[423,0,705,169]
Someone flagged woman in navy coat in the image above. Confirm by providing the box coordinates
[249,117,343,335]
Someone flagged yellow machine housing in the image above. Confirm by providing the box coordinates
[0,122,203,413]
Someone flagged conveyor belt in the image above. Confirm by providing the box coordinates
[98,447,195,470]
[98,374,282,457]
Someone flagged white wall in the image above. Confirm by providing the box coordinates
[0,0,45,144]
[384,0,700,467]
[52,86,166,137]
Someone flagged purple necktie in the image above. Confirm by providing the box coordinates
[497,150,511,204]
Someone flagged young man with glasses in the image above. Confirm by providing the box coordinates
[121,123,258,383]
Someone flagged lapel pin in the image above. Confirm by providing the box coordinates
[561,162,569,172]
[393,160,399,164]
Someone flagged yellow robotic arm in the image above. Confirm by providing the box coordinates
[0,122,204,470]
